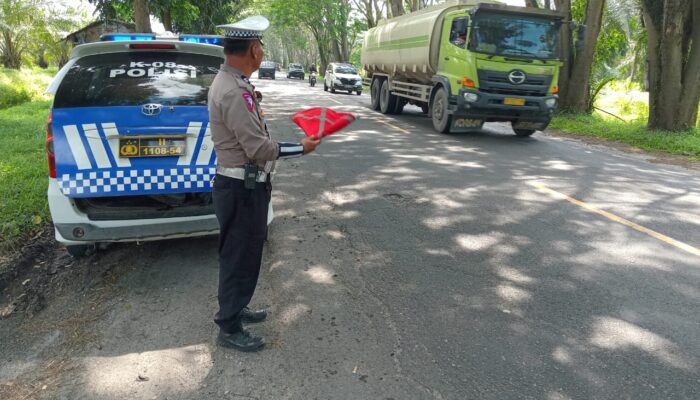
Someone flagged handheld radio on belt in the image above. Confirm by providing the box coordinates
[244,161,258,189]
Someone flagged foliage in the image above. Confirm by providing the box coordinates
[551,113,700,159]
[1,0,90,69]
[0,0,44,68]
[0,66,55,108]
[0,99,52,250]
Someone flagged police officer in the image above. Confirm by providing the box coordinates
[209,16,320,352]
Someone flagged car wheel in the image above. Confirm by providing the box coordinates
[370,78,381,110]
[331,85,336,93]
[356,91,362,96]
[431,87,452,133]
[379,79,397,114]
[66,244,96,258]
[513,128,536,137]
[324,82,328,91]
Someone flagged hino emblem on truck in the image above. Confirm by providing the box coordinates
[141,103,162,116]
[508,70,526,85]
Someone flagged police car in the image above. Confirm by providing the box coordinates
[46,33,271,257]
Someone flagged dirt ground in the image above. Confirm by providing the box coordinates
[0,230,156,399]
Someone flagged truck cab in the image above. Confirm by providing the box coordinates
[362,1,564,136]
[439,5,561,135]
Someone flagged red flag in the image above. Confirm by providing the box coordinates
[291,107,356,140]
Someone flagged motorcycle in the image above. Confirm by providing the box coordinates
[309,71,317,87]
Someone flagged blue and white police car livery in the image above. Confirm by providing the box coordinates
[46,34,270,256]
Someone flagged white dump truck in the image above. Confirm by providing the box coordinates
[361,0,565,136]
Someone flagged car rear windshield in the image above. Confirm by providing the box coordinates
[54,52,222,108]
[261,62,275,68]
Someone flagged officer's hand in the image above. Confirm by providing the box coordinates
[301,137,321,154]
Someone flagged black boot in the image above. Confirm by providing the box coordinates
[240,307,267,323]
[217,327,265,352]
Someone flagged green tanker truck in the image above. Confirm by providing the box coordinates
[361,0,565,136]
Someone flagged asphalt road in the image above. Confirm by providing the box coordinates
[1,73,699,400]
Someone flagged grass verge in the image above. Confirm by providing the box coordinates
[0,100,52,251]
[550,113,700,160]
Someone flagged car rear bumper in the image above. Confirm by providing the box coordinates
[48,179,219,244]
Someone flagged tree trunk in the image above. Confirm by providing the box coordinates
[555,0,572,102]
[642,0,699,130]
[389,0,404,17]
[133,0,152,33]
[162,8,173,32]
[559,0,605,113]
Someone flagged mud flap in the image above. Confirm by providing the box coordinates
[450,117,484,133]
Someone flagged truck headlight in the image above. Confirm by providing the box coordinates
[545,98,557,108]
[463,93,479,102]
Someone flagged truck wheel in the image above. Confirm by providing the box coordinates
[379,79,397,114]
[421,104,429,114]
[370,79,381,110]
[513,128,536,137]
[431,88,452,133]
[393,99,405,115]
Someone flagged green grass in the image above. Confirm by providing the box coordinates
[550,113,700,160]
[0,100,52,250]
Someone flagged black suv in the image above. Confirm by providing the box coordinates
[258,61,276,79]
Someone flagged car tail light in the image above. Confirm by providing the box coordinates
[129,43,176,50]
[46,110,56,178]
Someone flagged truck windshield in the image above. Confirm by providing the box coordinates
[469,12,559,59]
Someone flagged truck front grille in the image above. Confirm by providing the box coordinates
[477,69,551,97]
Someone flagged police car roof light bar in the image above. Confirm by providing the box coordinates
[129,43,176,50]
[178,35,224,45]
[101,34,157,41]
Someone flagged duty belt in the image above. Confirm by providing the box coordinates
[217,166,271,182]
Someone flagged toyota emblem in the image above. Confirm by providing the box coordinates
[141,103,162,116]
[507,70,526,85]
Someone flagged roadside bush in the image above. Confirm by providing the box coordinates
[0,81,31,109]
[0,67,56,109]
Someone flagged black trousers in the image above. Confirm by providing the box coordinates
[212,174,271,333]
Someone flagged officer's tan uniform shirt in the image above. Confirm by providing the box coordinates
[208,64,279,169]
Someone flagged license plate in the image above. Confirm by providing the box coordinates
[503,97,525,106]
[119,136,186,158]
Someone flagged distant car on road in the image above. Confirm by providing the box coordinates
[259,61,276,79]
[324,62,362,95]
[287,63,305,80]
